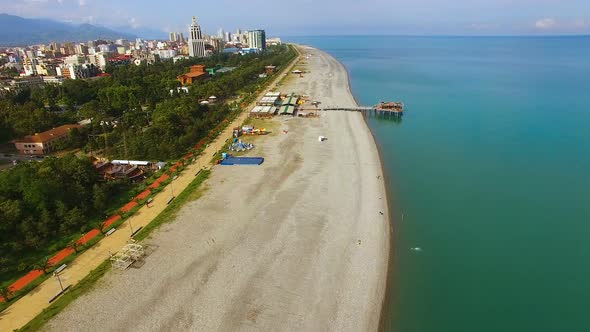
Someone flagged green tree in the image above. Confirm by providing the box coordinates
[32,257,52,275]
[67,239,83,254]
[94,219,109,235]
[92,184,109,212]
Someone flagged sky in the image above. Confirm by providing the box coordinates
[1,0,589,36]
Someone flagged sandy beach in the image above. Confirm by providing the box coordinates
[46,46,390,331]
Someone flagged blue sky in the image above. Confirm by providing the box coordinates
[2,0,589,36]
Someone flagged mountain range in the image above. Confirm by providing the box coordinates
[0,14,140,46]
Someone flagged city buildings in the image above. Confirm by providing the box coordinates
[248,30,266,50]
[57,63,100,79]
[0,19,272,93]
[209,38,225,53]
[169,32,185,43]
[153,49,178,59]
[188,17,206,58]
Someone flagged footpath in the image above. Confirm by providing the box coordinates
[0,48,299,332]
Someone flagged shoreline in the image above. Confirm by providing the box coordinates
[340,53,395,332]
[326,46,394,330]
[45,46,390,331]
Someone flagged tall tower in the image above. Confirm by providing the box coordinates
[188,16,206,58]
[248,30,266,50]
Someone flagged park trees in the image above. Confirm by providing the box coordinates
[0,154,121,281]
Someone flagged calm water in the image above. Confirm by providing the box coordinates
[287,36,590,332]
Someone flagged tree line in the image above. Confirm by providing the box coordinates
[0,45,295,284]
[0,154,128,283]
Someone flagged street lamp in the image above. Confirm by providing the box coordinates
[171,175,178,198]
[53,272,64,292]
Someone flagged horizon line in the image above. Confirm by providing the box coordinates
[281,33,590,38]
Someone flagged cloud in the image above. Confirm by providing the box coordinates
[533,17,590,32]
[78,0,87,6]
[535,18,557,29]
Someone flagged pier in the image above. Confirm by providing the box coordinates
[299,101,404,116]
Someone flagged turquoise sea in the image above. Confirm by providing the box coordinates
[287,36,590,331]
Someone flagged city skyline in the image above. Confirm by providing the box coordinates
[1,0,589,36]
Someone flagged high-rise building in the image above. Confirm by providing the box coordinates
[217,28,225,39]
[248,30,266,50]
[75,44,89,55]
[170,32,177,42]
[210,38,225,53]
[88,53,109,70]
[178,32,185,43]
[64,55,86,66]
[188,16,206,58]
[22,57,39,76]
[115,39,130,47]
[135,38,145,50]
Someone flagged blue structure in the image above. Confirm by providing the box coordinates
[220,157,264,166]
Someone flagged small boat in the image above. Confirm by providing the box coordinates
[411,247,422,252]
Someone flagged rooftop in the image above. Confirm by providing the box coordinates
[179,71,208,78]
[12,124,83,143]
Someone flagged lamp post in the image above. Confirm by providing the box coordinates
[53,272,64,292]
[171,175,178,198]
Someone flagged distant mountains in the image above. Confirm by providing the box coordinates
[0,14,137,46]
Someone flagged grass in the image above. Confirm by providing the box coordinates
[16,260,111,332]
[0,163,173,288]
[0,233,104,313]
[133,170,211,242]
[243,118,280,137]
[14,170,211,331]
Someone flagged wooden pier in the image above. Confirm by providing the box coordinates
[299,101,404,116]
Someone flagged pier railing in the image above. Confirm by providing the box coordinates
[298,106,403,115]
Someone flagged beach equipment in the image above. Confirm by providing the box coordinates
[220,156,264,166]
[229,140,254,152]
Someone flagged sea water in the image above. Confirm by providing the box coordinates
[287,35,590,331]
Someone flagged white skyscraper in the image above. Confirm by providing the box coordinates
[188,16,206,58]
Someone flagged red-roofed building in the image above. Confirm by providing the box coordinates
[178,65,208,85]
[12,124,83,155]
